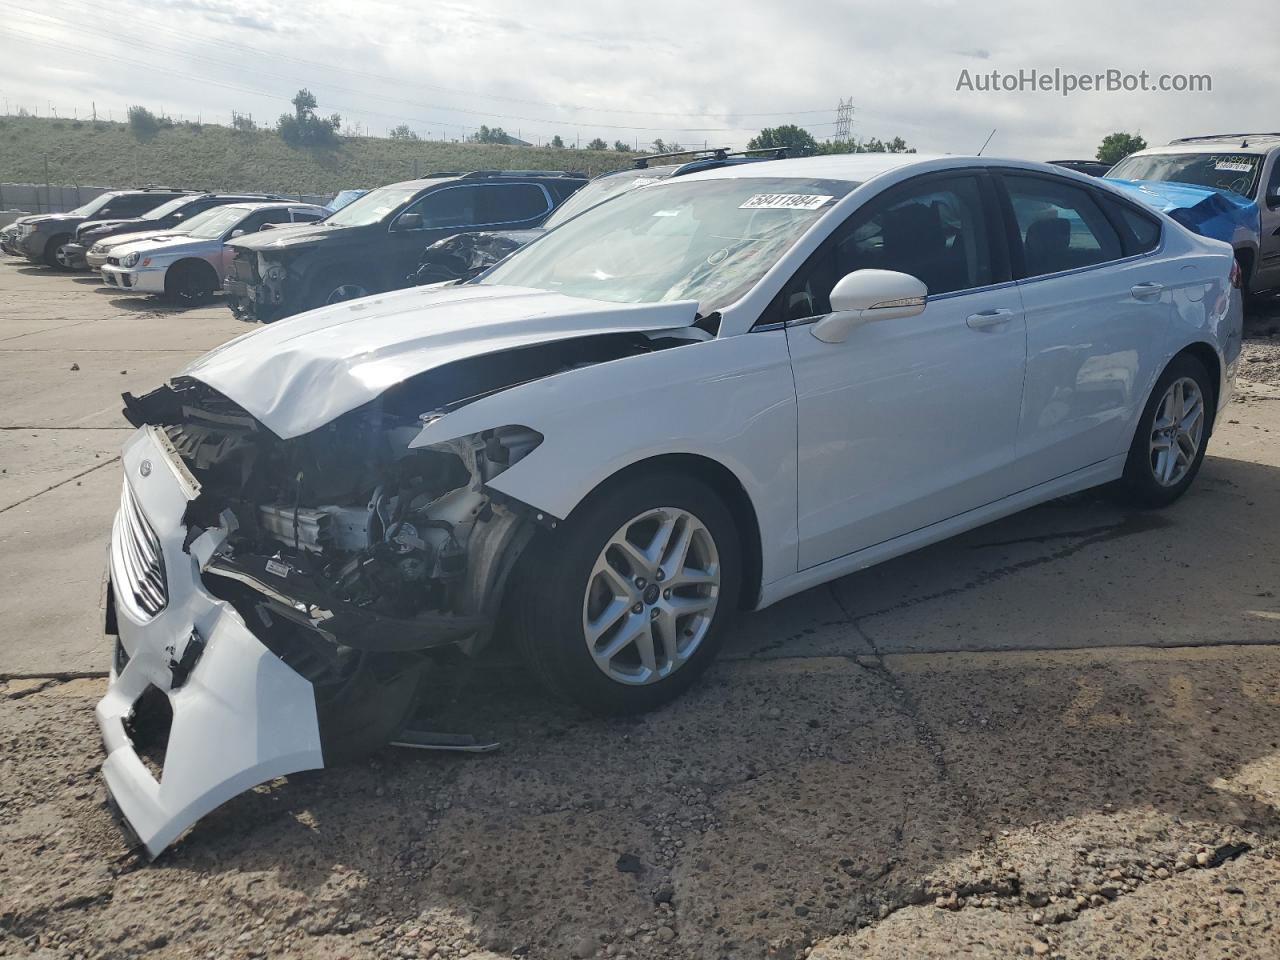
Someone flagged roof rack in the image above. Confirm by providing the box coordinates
[634,148,731,170]
[416,169,581,180]
[1168,133,1280,146]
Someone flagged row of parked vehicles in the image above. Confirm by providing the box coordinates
[4,136,1278,314]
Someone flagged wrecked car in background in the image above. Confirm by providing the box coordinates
[411,148,787,285]
[102,154,1241,856]
[223,170,586,322]
[1106,133,1280,298]
[9,187,193,269]
[100,202,327,302]
[68,193,292,271]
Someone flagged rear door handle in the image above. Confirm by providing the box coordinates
[1131,281,1164,300]
[966,308,1016,330]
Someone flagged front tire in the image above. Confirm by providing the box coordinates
[43,233,74,269]
[1113,354,1213,507]
[163,260,218,303]
[514,471,742,714]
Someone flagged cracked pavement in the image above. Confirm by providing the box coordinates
[2,263,1280,959]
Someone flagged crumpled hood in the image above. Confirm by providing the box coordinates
[1106,178,1260,246]
[183,284,699,438]
[228,222,343,254]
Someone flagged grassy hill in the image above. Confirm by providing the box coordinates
[0,116,643,195]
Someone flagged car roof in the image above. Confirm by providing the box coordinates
[1131,137,1279,157]
[221,201,323,213]
[671,153,1086,186]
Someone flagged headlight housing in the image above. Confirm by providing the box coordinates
[18,223,36,237]
[121,252,141,268]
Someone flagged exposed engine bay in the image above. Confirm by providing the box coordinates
[119,331,696,675]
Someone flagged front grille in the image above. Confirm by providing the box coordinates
[111,480,168,620]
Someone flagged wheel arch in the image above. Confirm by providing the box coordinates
[168,256,219,286]
[1169,340,1222,434]
[561,452,765,610]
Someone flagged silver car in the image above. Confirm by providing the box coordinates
[100,202,327,302]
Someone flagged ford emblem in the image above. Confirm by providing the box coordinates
[139,460,152,478]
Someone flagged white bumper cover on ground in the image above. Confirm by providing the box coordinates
[97,426,324,858]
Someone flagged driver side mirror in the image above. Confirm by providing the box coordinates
[396,212,424,231]
[812,269,928,343]
[229,229,246,239]
[1268,188,1280,208]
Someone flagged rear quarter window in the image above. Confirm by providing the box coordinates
[1102,197,1162,254]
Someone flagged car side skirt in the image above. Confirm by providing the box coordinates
[755,454,1126,610]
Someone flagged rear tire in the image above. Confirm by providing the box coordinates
[513,471,742,714]
[1112,354,1213,508]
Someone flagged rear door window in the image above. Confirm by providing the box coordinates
[478,184,552,224]
[1002,175,1124,277]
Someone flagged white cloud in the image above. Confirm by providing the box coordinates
[0,0,1269,157]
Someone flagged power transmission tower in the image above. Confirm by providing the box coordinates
[834,97,853,141]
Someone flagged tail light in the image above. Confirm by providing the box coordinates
[1229,259,1242,290]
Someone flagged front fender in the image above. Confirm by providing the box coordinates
[411,331,800,588]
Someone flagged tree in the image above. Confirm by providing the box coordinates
[748,125,818,156]
[470,125,510,144]
[390,124,419,141]
[814,135,916,156]
[587,137,608,150]
[1096,132,1147,165]
[277,88,340,146]
[127,105,167,139]
[549,134,565,149]
[614,140,631,152]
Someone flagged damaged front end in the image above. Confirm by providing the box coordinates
[100,378,544,857]
[224,246,294,324]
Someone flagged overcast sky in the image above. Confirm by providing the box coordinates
[0,0,1266,158]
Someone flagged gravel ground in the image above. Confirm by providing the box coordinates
[4,642,1280,960]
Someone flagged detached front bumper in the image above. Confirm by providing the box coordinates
[98,426,324,858]
[60,243,89,269]
[101,263,166,294]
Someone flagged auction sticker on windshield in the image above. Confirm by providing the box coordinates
[1214,159,1253,173]
[740,194,834,210]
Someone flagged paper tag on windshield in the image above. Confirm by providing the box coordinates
[1214,159,1252,172]
[740,194,834,211]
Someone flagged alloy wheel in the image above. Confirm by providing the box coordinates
[582,507,721,685]
[1148,376,1204,487]
[326,283,369,304]
[53,243,75,269]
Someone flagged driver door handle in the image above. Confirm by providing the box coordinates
[1131,281,1164,300]
[966,308,1015,330]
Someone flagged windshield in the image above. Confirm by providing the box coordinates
[542,171,671,230]
[1107,152,1263,199]
[481,177,852,312]
[67,193,118,217]
[181,205,250,239]
[323,184,423,226]
[140,196,196,221]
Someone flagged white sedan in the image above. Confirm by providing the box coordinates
[99,201,326,302]
[101,154,1242,855]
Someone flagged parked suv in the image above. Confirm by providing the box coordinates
[67,193,291,270]
[411,149,788,285]
[1106,134,1280,298]
[8,187,193,268]
[224,170,586,322]
[100,202,328,302]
